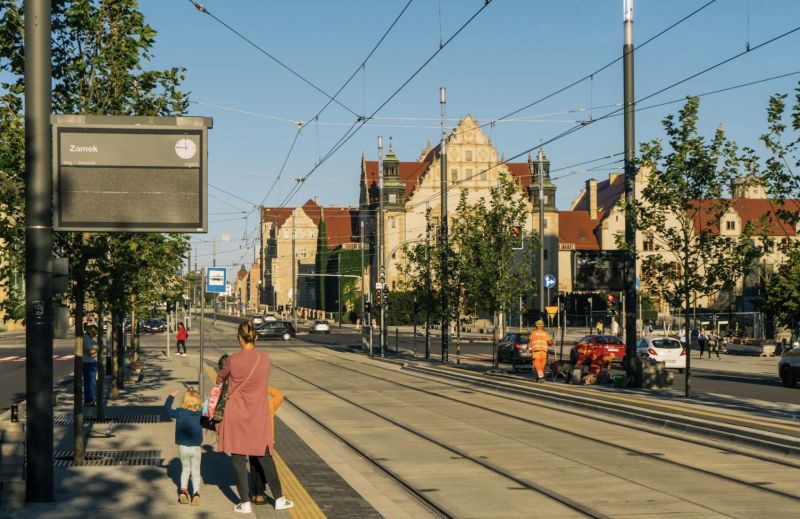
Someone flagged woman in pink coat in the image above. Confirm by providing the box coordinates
[216,320,293,513]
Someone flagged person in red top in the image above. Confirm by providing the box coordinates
[176,322,188,356]
[528,320,554,382]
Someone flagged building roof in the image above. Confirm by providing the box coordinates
[261,207,293,228]
[691,198,800,236]
[322,207,359,247]
[558,210,604,250]
[571,173,625,212]
[363,160,431,203]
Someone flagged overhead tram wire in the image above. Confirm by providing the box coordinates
[209,184,258,207]
[241,0,416,218]
[446,0,720,141]
[188,1,360,119]
[412,23,800,209]
[279,0,494,208]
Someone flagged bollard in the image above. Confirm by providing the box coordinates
[0,420,25,510]
[395,328,399,353]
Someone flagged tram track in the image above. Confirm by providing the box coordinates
[287,347,800,503]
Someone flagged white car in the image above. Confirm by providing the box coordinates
[309,320,331,334]
[779,343,800,388]
[636,336,686,371]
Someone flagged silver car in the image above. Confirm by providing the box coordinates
[309,320,331,334]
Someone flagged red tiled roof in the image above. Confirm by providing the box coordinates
[572,174,625,211]
[364,159,532,204]
[302,199,322,225]
[261,207,293,228]
[558,210,604,250]
[691,198,800,236]
[364,160,430,203]
[322,207,359,247]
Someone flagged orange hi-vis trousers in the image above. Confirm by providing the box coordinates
[532,351,548,377]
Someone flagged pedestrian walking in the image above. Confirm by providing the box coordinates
[250,386,285,506]
[698,328,707,359]
[528,320,554,382]
[610,318,620,337]
[176,322,188,356]
[709,332,722,359]
[82,324,98,406]
[596,321,604,335]
[216,320,293,514]
[164,388,203,506]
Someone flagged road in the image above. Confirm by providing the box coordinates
[302,328,800,406]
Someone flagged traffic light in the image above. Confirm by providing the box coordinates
[512,224,523,250]
[278,305,284,313]
[365,301,372,314]
[375,289,382,308]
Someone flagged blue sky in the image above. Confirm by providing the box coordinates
[138,0,800,274]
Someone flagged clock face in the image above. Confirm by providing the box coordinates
[175,138,197,160]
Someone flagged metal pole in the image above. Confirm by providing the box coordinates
[538,149,545,319]
[377,136,385,358]
[439,87,450,363]
[199,269,205,396]
[25,0,54,501]
[623,0,639,378]
[292,210,297,329]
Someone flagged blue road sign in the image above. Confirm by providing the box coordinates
[544,274,556,289]
[206,267,227,293]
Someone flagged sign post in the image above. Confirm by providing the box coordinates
[203,267,226,395]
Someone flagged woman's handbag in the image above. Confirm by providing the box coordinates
[202,355,260,431]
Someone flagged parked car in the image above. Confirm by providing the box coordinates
[496,332,532,371]
[250,315,265,326]
[635,336,686,371]
[570,335,626,363]
[309,320,331,334]
[256,321,296,341]
[142,318,166,333]
[779,342,800,388]
[124,317,143,333]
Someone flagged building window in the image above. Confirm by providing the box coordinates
[544,249,548,260]
[283,229,289,239]
[301,248,307,258]
[451,168,458,182]
[300,229,306,239]
[479,170,486,181]
[726,220,736,231]
[310,229,315,239]
[543,218,548,229]
[392,281,396,290]
[643,235,655,251]
[390,216,396,229]
[465,150,473,161]
[389,193,397,204]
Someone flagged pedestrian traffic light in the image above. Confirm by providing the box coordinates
[512,224,523,250]
[278,305,284,313]
[365,301,372,314]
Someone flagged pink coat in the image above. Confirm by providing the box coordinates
[215,348,273,456]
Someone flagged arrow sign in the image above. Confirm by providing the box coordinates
[543,274,556,289]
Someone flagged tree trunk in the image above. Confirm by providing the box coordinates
[72,284,85,466]
[118,313,126,391]
[456,314,461,365]
[131,307,138,363]
[492,310,499,367]
[96,303,105,419]
[684,283,692,399]
[111,311,121,399]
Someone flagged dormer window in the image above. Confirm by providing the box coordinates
[725,221,736,231]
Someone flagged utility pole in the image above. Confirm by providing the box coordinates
[377,136,385,358]
[259,207,265,312]
[538,149,546,319]
[25,0,54,501]
[291,177,305,329]
[199,268,205,396]
[623,0,640,385]
[439,87,450,363]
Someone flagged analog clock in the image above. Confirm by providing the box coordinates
[175,138,197,160]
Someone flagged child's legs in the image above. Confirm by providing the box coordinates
[179,445,192,490]
[186,446,202,492]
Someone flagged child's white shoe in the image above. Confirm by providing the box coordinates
[233,501,252,513]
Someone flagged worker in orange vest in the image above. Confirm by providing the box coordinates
[528,319,554,382]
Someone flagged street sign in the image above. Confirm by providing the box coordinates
[545,305,559,319]
[375,282,383,290]
[51,115,212,232]
[543,274,556,289]
[206,267,226,293]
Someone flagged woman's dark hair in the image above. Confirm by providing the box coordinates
[238,320,257,344]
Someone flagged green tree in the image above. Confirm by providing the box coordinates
[760,249,800,340]
[633,97,760,398]
[315,219,329,310]
[451,177,533,365]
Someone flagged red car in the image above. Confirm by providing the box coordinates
[570,335,626,363]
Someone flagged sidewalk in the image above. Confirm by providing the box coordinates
[9,347,301,519]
